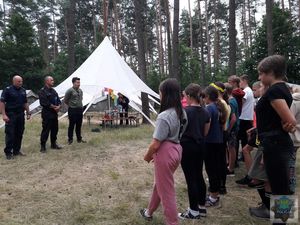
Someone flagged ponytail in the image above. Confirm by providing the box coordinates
[216,99,227,125]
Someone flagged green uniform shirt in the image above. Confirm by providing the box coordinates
[64,87,83,108]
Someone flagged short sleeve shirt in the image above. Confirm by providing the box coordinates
[205,103,223,143]
[229,97,239,132]
[153,108,187,144]
[181,106,210,144]
[256,82,292,135]
[0,85,27,112]
[240,86,254,120]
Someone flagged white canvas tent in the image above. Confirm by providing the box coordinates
[28,36,159,126]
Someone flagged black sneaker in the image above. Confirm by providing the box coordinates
[139,208,152,221]
[68,140,73,145]
[178,209,200,220]
[77,139,87,143]
[236,175,252,185]
[226,168,235,177]
[198,207,207,217]
[248,181,265,189]
[249,204,270,219]
[6,154,13,160]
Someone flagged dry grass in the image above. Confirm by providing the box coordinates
[0,117,299,225]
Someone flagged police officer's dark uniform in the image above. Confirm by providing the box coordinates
[0,85,28,159]
[39,85,62,152]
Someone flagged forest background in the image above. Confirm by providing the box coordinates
[0,0,299,99]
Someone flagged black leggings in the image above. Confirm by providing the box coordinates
[181,141,206,209]
[205,143,224,193]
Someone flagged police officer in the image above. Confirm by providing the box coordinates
[64,77,86,145]
[0,75,31,160]
[39,76,62,152]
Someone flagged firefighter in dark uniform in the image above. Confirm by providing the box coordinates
[0,75,31,160]
[39,76,62,152]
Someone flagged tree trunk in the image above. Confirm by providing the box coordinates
[298,0,300,34]
[113,0,121,54]
[103,0,109,36]
[188,0,193,49]
[38,22,50,72]
[197,0,205,85]
[3,0,6,30]
[247,0,253,51]
[133,0,150,123]
[159,1,165,76]
[266,0,274,55]
[111,8,116,47]
[213,0,220,77]
[288,0,292,12]
[66,0,76,75]
[172,0,180,81]
[204,0,211,77]
[155,0,164,75]
[281,0,285,10]
[164,0,172,76]
[241,1,248,48]
[51,1,57,61]
[92,0,98,47]
[229,0,236,75]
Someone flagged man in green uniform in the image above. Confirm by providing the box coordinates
[64,77,86,144]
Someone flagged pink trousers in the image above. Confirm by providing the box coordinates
[147,141,182,225]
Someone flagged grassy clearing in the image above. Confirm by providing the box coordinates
[0,117,299,225]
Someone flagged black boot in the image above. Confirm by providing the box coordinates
[40,144,46,153]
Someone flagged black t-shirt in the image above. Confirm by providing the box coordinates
[180,105,210,144]
[256,82,292,135]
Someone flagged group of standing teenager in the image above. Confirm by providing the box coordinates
[140,55,298,225]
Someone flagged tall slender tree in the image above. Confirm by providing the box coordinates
[229,0,236,75]
[281,0,285,10]
[197,0,205,84]
[266,0,274,55]
[155,0,164,75]
[204,0,211,77]
[133,0,150,123]
[172,0,180,81]
[65,0,76,75]
[164,0,172,76]
[188,0,193,49]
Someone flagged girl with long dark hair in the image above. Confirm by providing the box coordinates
[178,83,210,220]
[140,78,187,225]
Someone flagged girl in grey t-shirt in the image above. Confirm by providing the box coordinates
[140,78,187,225]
